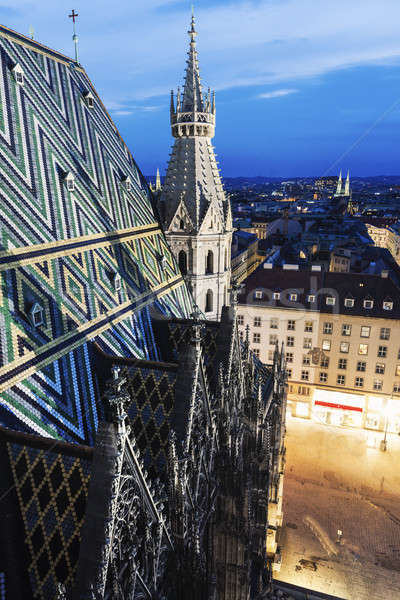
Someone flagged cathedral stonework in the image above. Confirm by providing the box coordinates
[158,15,233,320]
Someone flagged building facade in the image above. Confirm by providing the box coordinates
[157,16,232,319]
[238,265,400,435]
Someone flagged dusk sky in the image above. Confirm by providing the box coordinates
[3,0,400,177]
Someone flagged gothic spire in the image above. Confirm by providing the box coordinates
[344,170,350,196]
[335,170,342,196]
[182,12,203,113]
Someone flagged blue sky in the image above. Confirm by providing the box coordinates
[3,0,400,176]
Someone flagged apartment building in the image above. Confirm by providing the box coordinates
[238,264,400,434]
[366,222,400,266]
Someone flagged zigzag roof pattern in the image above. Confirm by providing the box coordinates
[0,24,192,444]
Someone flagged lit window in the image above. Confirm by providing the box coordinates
[373,379,383,391]
[286,352,294,363]
[253,333,261,344]
[273,292,280,300]
[237,315,244,326]
[357,361,366,372]
[380,327,390,340]
[287,320,296,331]
[304,321,313,332]
[307,294,316,303]
[289,293,298,301]
[320,357,329,368]
[342,324,351,336]
[338,358,347,370]
[301,370,309,381]
[270,318,278,329]
[377,345,387,358]
[396,365,400,377]
[322,339,331,351]
[344,298,354,307]
[254,317,261,327]
[337,374,345,385]
[326,296,336,306]
[383,301,393,311]
[302,355,311,365]
[355,377,364,388]
[340,342,349,353]
[359,344,368,355]
[323,322,333,334]
[269,334,278,345]
[254,290,263,299]
[363,299,374,309]
[303,338,312,349]
[29,302,44,327]
[319,372,328,383]
[393,382,400,393]
[375,363,385,374]
[286,336,294,347]
[360,326,370,338]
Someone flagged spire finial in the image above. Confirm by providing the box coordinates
[69,9,80,63]
[188,8,197,43]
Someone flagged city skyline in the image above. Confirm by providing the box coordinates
[4,1,400,177]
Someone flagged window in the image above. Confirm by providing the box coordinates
[326,296,336,306]
[396,365,400,377]
[338,358,347,370]
[320,357,329,368]
[12,64,24,85]
[304,321,313,332]
[254,317,261,327]
[357,361,366,372]
[363,299,374,309]
[303,338,312,349]
[342,324,352,336]
[180,219,184,230]
[287,320,296,331]
[286,352,293,363]
[237,315,244,326]
[323,322,333,334]
[302,355,311,365]
[84,92,94,108]
[383,301,393,311]
[64,172,75,192]
[205,289,213,313]
[286,336,294,347]
[307,294,316,303]
[298,386,310,396]
[359,344,368,355]
[337,374,345,385]
[253,348,260,357]
[269,334,278,345]
[270,318,278,329]
[360,326,370,338]
[301,370,309,381]
[355,377,364,388]
[393,382,400,393]
[380,327,390,340]
[254,290,263,299]
[178,250,188,275]
[273,292,280,300]
[253,333,261,344]
[29,303,44,327]
[268,350,274,361]
[289,293,298,301]
[377,345,387,358]
[319,372,328,383]
[373,379,383,391]
[239,330,244,341]
[286,368,292,378]
[206,250,214,274]
[340,342,349,353]
[344,298,354,307]
[113,273,122,291]
[322,339,331,351]
[122,176,132,191]
[375,363,385,374]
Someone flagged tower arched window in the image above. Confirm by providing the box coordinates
[206,250,214,274]
[179,219,184,230]
[205,289,213,313]
[178,250,187,275]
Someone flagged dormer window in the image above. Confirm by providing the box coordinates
[12,63,24,85]
[307,294,315,303]
[254,290,263,300]
[83,91,94,108]
[122,176,132,192]
[29,303,44,327]
[326,296,336,306]
[363,299,373,309]
[344,297,354,307]
[273,292,280,300]
[383,300,393,311]
[113,273,122,291]
[289,293,298,301]
[63,172,75,192]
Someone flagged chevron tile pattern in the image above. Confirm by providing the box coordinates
[0,26,192,443]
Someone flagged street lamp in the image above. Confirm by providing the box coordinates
[380,397,393,452]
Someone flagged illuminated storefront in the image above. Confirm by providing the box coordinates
[313,389,365,428]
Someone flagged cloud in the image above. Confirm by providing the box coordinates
[258,89,298,99]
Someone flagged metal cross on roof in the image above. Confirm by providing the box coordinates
[69,9,79,24]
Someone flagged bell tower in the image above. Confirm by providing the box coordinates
[158,13,232,320]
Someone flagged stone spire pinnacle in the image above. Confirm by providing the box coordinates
[344,170,350,196]
[156,168,162,191]
[182,11,203,113]
[335,170,342,196]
